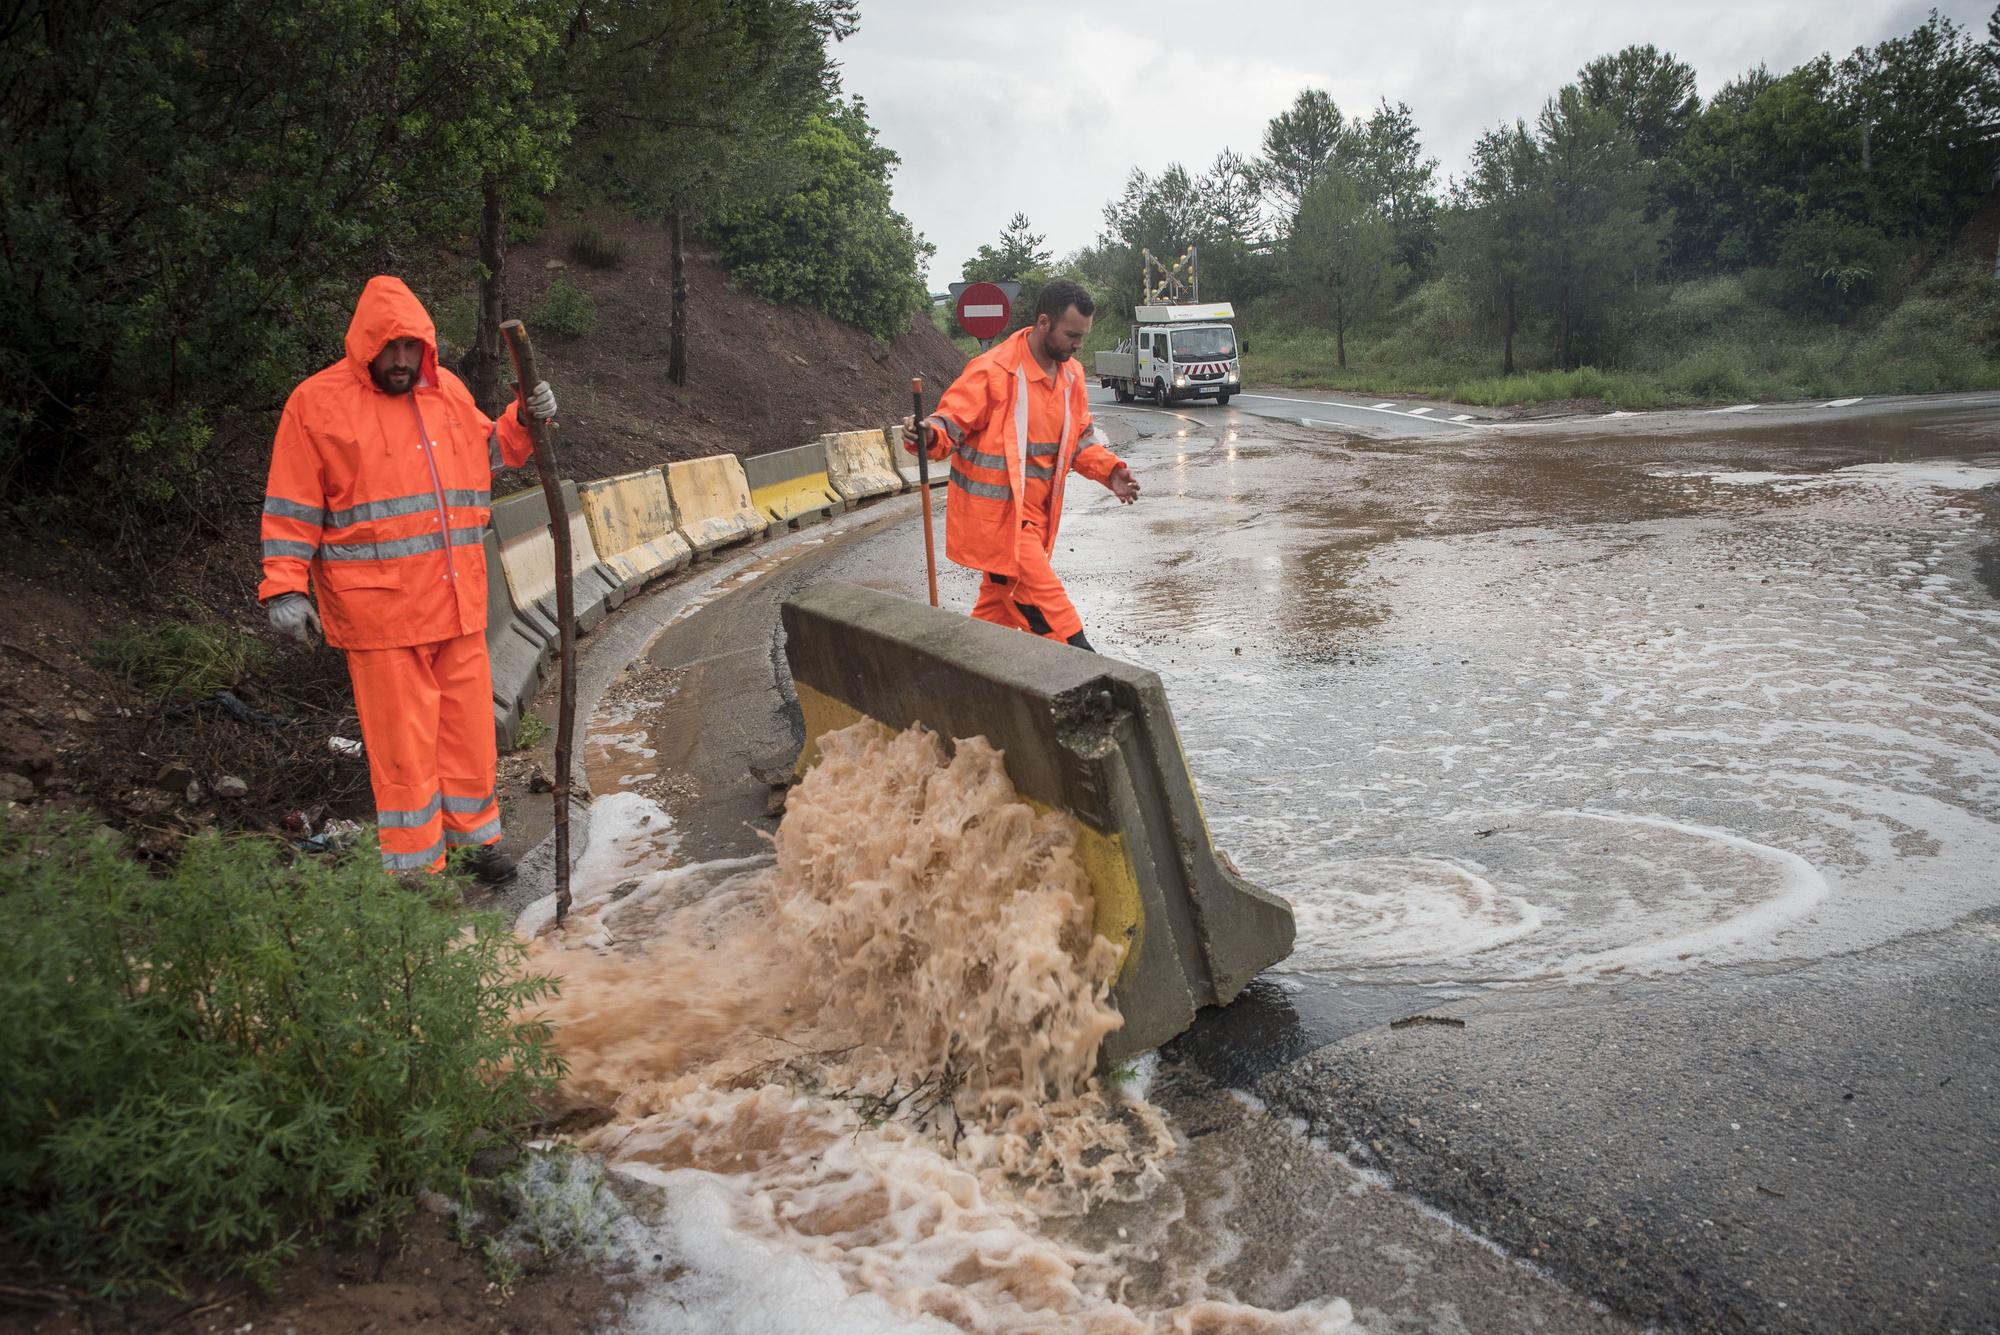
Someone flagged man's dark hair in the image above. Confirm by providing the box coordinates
[1033,280,1094,324]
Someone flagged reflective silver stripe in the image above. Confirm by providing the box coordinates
[378,793,442,828]
[924,414,965,447]
[325,490,488,529]
[263,496,325,525]
[948,468,1012,501]
[441,791,496,815]
[444,817,503,847]
[1025,462,1056,480]
[320,525,486,562]
[488,423,505,471]
[263,539,318,560]
[954,441,1010,471]
[381,839,446,871]
[1026,441,1061,458]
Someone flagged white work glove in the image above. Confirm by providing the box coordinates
[525,380,558,423]
[267,593,321,645]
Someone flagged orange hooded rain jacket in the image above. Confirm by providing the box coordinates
[258,276,535,650]
[915,327,1124,579]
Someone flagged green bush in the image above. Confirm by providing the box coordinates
[534,275,597,338]
[0,818,563,1297]
[565,221,626,270]
[89,617,269,705]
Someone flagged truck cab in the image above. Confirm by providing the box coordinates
[1096,302,1242,406]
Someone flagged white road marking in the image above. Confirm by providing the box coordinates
[1371,401,1396,409]
[1604,410,1641,418]
[1823,397,1864,408]
[1450,414,1475,422]
[1407,406,1434,416]
[1713,404,1760,413]
[1224,392,1483,430]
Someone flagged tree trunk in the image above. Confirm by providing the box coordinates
[667,205,689,387]
[1335,291,1347,369]
[1502,286,1516,376]
[468,173,506,414]
[1557,281,1572,371]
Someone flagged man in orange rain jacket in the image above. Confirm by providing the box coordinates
[258,275,558,883]
[904,280,1139,650]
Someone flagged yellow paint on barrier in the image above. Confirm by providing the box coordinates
[792,680,1144,989]
[751,471,842,529]
[579,468,692,586]
[664,455,764,555]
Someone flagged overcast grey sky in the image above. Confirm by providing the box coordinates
[829,0,1993,289]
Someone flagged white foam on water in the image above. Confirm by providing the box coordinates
[517,723,1356,1332]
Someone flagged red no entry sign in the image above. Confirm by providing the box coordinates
[954,282,1011,340]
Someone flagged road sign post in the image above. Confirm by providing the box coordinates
[954,282,1012,343]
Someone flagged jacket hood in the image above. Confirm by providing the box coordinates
[344,275,439,390]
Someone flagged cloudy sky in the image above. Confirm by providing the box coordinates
[829,0,1994,288]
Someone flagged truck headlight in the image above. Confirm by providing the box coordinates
[1225,370,1239,383]
[1174,375,1188,388]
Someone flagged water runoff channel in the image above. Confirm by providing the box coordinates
[499,391,2000,1331]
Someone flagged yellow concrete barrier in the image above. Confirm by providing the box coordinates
[579,467,692,591]
[781,581,1296,1066]
[491,479,624,635]
[822,428,903,504]
[743,442,844,531]
[664,454,765,558]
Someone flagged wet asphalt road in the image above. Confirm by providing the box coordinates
[574,389,2000,1331]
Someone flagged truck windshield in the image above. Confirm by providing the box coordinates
[1169,327,1236,361]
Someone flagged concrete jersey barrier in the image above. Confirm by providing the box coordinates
[742,442,844,532]
[887,420,927,491]
[482,530,549,750]
[780,581,1295,1066]
[490,480,623,636]
[664,454,765,557]
[579,467,692,591]
[822,428,903,504]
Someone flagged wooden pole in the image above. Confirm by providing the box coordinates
[912,378,939,608]
[500,320,573,923]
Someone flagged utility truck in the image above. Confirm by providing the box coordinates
[1094,301,1242,406]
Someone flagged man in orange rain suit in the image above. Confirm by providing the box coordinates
[258,275,558,884]
[905,280,1140,650]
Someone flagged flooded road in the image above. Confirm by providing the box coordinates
[535,392,2000,1331]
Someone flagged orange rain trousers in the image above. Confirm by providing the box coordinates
[971,519,1084,643]
[345,629,501,872]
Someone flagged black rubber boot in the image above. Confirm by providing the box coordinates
[464,843,517,887]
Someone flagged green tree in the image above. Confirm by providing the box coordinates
[1256,89,1348,226]
[1530,86,1662,368]
[963,212,1053,284]
[1342,100,1440,276]
[709,98,933,339]
[0,0,568,506]
[1445,122,1540,374]
[1580,45,1699,160]
[569,0,855,384]
[1289,170,1401,368]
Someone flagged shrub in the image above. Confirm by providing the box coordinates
[90,616,269,705]
[565,221,626,270]
[0,818,563,1296]
[534,275,597,338]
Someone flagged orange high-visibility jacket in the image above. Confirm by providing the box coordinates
[917,328,1125,578]
[258,276,535,650]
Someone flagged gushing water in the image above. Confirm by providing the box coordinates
[521,721,1355,1333]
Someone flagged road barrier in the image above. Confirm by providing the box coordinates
[888,420,924,491]
[822,428,902,505]
[483,531,550,749]
[490,480,622,636]
[742,442,845,532]
[664,454,765,558]
[579,467,692,592]
[780,581,1295,1065]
